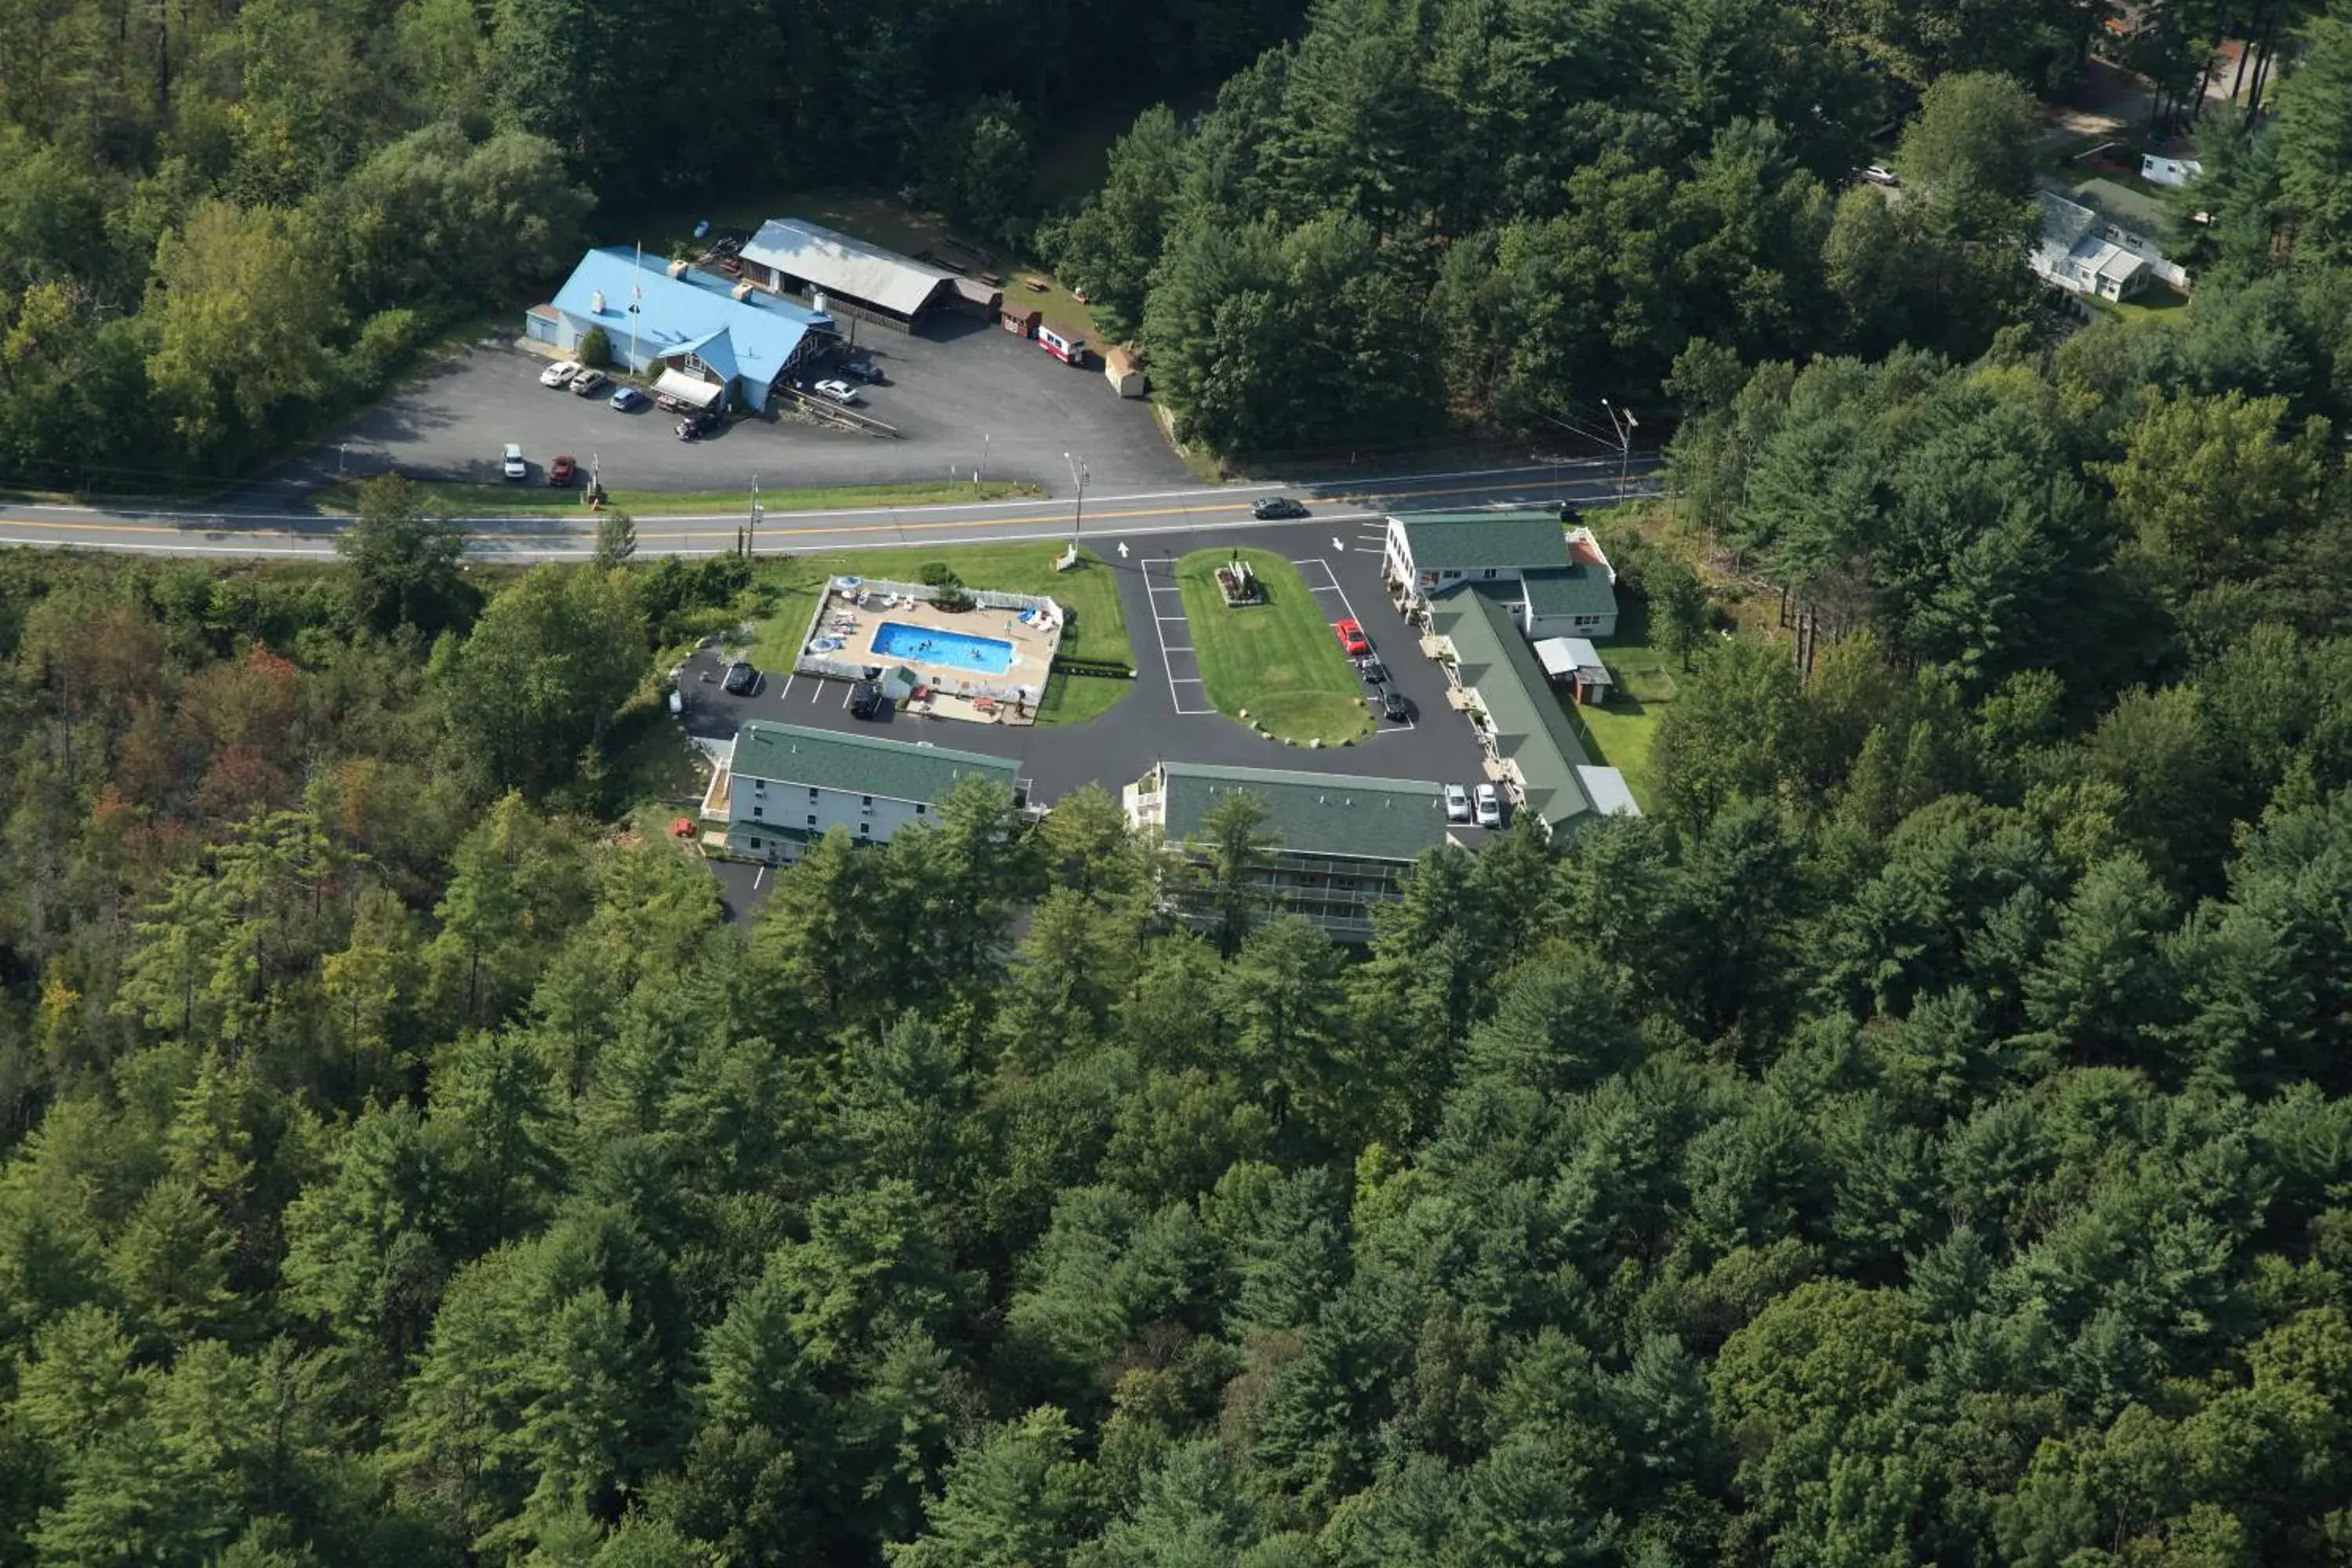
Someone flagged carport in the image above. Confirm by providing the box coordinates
[655,369,724,411]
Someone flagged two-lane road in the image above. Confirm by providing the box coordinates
[0,457,1660,561]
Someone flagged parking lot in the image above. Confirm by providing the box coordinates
[301,316,1191,499]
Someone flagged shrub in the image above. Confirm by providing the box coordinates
[344,307,422,393]
[934,587,977,614]
[920,563,964,589]
[577,326,613,368]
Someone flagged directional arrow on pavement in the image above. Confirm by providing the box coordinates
[1117,541,1130,559]
[1333,536,1345,552]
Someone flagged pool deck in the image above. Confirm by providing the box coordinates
[806,584,1063,726]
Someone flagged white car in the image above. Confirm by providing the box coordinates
[539,359,580,388]
[1859,162,1898,187]
[501,442,527,480]
[812,379,860,405]
[1444,782,1472,823]
[1474,783,1502,829]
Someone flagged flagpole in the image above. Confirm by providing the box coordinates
[629,242,642,373]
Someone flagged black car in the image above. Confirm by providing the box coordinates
[1557,499,1584,523]
[1357,657,1388,685]
[1379,686,1410,722]
[676,412,716,441]
[1252,495,1308,520]
[843,360,888,385]
[721,660,757,695]
[849,680,889,720]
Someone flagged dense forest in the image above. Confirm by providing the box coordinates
[11,442,2352,1566]
[7,2,2352,1567]
[0,0,1298,492]
[1050,0,2352,456]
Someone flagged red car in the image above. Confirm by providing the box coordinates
[1334,619,1370,657]
[548,455,577,487]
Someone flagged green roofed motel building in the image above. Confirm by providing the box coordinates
[702,720,1024,862]
[1123,760,1461,942]
[1380,511,1621,640]
[1377,509,1637,837]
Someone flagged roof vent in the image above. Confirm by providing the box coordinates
[590,290,604,314]
[668,257,691,278]
[733,281,756,301]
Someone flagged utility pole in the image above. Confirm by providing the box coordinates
[1602,398,1639,495]
[1064,451,1089,542]
[980,432,991,485]
[748,474,763,557]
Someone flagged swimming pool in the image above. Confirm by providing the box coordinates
[870,621,1014,677]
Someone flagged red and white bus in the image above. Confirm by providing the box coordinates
[1038,325,1087,365]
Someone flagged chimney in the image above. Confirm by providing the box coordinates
[668,257,691,279]
[590,290,604,314]
[733,281,756,301]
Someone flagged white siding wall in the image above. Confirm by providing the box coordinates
[1526,609,1619,641]
[733,777,932,846]
[1382,517,1414,587]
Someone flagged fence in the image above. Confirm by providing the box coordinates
[833,577,1061,619]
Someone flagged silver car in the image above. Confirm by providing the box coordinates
[1474,783,1502,828]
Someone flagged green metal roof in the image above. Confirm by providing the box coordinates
[1520,564,1618,620]
[1156,761,1452,863]
[731,720,1017,803]
[1430,585,1597,834]
[2068,176,2175,241]
[1396,511,1568,573]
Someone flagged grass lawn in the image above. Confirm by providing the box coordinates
[1034,669,1135,726]
[1563,597,1680,810]
[310,476,1039,518]
[2114,284,2190,321]
[746,542,1135,719]
[1175,548,1373,746]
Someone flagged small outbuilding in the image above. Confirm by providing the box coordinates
[1102,345,1148,398]
[1000,304,1041,337]
[1534,636,1613,704]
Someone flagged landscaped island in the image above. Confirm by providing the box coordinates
[1174,546,1372,746]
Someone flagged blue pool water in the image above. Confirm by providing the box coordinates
[871,621,1014,676]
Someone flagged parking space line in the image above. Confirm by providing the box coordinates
[1293,556,1421,737]
[1144,557,1220,715]
[779,673,796,703]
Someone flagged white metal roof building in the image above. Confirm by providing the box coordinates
[738,218,988,328]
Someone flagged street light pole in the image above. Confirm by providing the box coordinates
[1064,451,1088,542]
[1602,398,1639,495]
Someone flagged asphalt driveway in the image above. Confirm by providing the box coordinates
[276,319,1189,503]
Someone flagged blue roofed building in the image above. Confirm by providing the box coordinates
[525,247,837,412]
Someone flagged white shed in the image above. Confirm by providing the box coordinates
[1575,765,1641,817]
